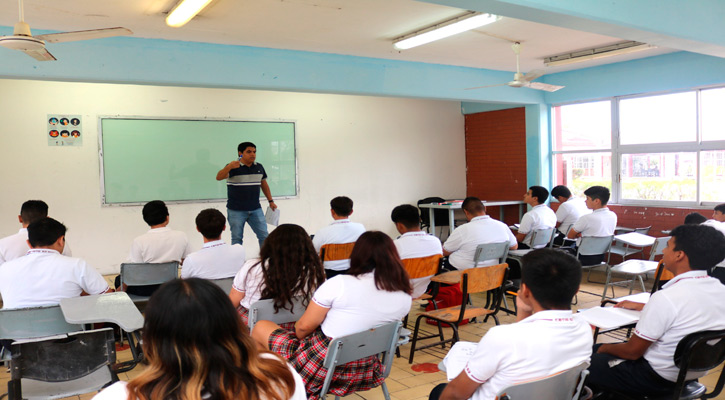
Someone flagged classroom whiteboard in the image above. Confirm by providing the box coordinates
[100,118,297,205]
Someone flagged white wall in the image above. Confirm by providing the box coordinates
[0,79,466,274]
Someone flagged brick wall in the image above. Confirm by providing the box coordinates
[465,108,527,225]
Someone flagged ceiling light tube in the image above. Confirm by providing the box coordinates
[544,41,655,67]
[166,0,213,28]
[394,12,499,50]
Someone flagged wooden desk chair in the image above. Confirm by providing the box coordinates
[496,361,590,400]
[402,254,442,301]
[651,260,674,294]
[320,243,356,262]
[408,263,508,364]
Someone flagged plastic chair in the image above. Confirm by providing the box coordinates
[609,226,653,261]
[507,227,556,261]
[577,235,613,279]
[496,361,590,400]
[408,263,508,364]
[4,328,118,400]
[320,243,355,262]
[119,261,179,303]
[473,242,510,267]
[208,277,234,293]
[0,305,83,362]
[247,296,307,332]
[318,321,402,400]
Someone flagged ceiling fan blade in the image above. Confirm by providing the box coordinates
[525,81,565,92]
[36,27,132,43]
[522,69,544,82]
[22,47,56,61]
[464,83,507,90]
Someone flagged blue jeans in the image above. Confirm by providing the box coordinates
[228,208,268,248]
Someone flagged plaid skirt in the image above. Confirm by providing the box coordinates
[237,305,297,331]
[269,327,384,400]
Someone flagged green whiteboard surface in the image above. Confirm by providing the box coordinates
[100,118,296,205]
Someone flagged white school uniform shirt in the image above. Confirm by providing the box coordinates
[555,197,590,232]
[312,219,365,271]
[703,219,725,236]
[394,231,443,298]
[571,207,617,243]
[91,353,308,400]
[634,270,725,382]
[443,216,517,270]
[0,227,72,266]
[0,249,109,309]
[128,227,191,263]
[463,310,593,400]
[518,204,557,247]
[181,240,245,279]
[231,258,266,309]
[312,272,412,338]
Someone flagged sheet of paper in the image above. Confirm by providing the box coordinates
[613,292,650,303]
[265,207,280,226]
[577,307,641,330]
[441,341,478,381]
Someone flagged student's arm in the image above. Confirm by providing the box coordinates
[216,160,241,181]
[515,231,527,242]
[295,302,329,339]
[567,229,582,239]
[440,372,482,400]
[614,300,645,311]
[260,179,277,210]
[443,248,453,256]
[596,334,653,360]
[229,287,245,307]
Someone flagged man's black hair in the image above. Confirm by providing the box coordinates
[715,203,725,214]
[391,205,420,229]
[521,249,582,309]
[330,196,353,217]
[529,186,550,205]
[550,185,572,199]
[684,212,707,225]
[20,200,49,225]
[237,142,256,153]
[670,224,725,270]
[27,217,66,248]
[196,209,226,239]
[462,197,485,215]
[584,186,611,205]
[142,200,169,226]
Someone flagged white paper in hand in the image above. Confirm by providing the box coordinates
[441,341,478,381]
[265,207,280,226]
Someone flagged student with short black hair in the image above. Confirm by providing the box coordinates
[683,212,706,225]
[0,200,71,265]
[312,196,365,278]
[181,208,246,280]
[515,186,557,249]
[0,217,110,309]
[129,200,191,264]
[430,249,592,400]
[703,203,725,235]
[567,185,617,264]
[550,185,590,244]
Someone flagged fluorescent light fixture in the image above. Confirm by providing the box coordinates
[393,12,499,50]
[544,41,656,67]
[166,0,214,28]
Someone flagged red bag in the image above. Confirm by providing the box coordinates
[425,283,469,325]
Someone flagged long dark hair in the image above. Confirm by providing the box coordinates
[348,231,412,294]
[254,224,325,312]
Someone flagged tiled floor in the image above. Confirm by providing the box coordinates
[2,269,724,399]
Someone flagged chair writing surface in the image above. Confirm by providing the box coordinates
[100,118,297,204]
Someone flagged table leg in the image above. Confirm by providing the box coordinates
[499,206,504,221]
[518,204,524,221]
[429,208,436,235]
[448,209,454,234]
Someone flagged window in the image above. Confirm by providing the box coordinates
[552,87,725,205]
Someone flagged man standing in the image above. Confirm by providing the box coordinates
[216,142,277,247]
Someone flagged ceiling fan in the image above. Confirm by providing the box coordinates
[0,0,132,61]
[466,42,564,92]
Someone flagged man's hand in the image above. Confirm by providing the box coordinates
[614,300,645,311]
[228,160,241,169]
[269,201,278,210]
[216,160,241,180]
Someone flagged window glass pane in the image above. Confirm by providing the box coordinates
[701,150,725,202]
[552,101,611,151]
[553,152,611,197]
[620,152,696,201]
[619,92,696,145]
[701,88,725,142]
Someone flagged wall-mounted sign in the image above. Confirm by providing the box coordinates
[48,114,82,146]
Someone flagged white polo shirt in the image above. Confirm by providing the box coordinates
[231,258,266,309]
[0,249,109,309]
[0,228,72,265]
[312,219,365,271]
[394,231,443,298]
[463,310,592,400]
[181,240,245,279]
[128,227,191,263]
[555,197,590,232]
[313,272,412,338]
[571,207,617,237]
[703,219,725,236]
[634,270,725,382]
[518,204,557,247]
[443,215,517,270]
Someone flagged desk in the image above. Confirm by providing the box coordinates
[431,270,462,285]
[578,292,649,342]
[420,200,526,233]
[614,232,656,248]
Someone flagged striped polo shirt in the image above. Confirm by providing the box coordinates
[227,162,267,211]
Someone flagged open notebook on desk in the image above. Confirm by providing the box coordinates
[577,292,650,331]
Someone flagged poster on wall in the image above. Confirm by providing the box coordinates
[48,114,82,146]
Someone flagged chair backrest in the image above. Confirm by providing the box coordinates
[208,277,234,293]
[496,361,590,400]
[463,263,508,294]
[634,226,653,235]
[0,305,83,341]
[576,236,613,256]
[669,329,725,399]
[320,321,402,397]
[473,242,510,267]
[530,227,556,249]
[248,296,307,332]
[402,254,442,279]
[417,197,448,227]
[120,261,179,286]
[320,243,355,262]
[559,224,573,237]
[648,236,671,260]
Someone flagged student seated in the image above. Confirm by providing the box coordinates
[230,224,325,326]
[92,278,306,400]
[567,185,617,265]
[550,185,590,245]
[252,231,412,399]
[442,197,517,271]
[0,200,71,265]
[587,224,725,398]
[312,196,365,279]
[429,249,592,400]
[683,212,707,225]
[515,186,557,249]
[0,218,110,309]
[702,203,725,235]
[181,208,246,280]
[391,204,443,298]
